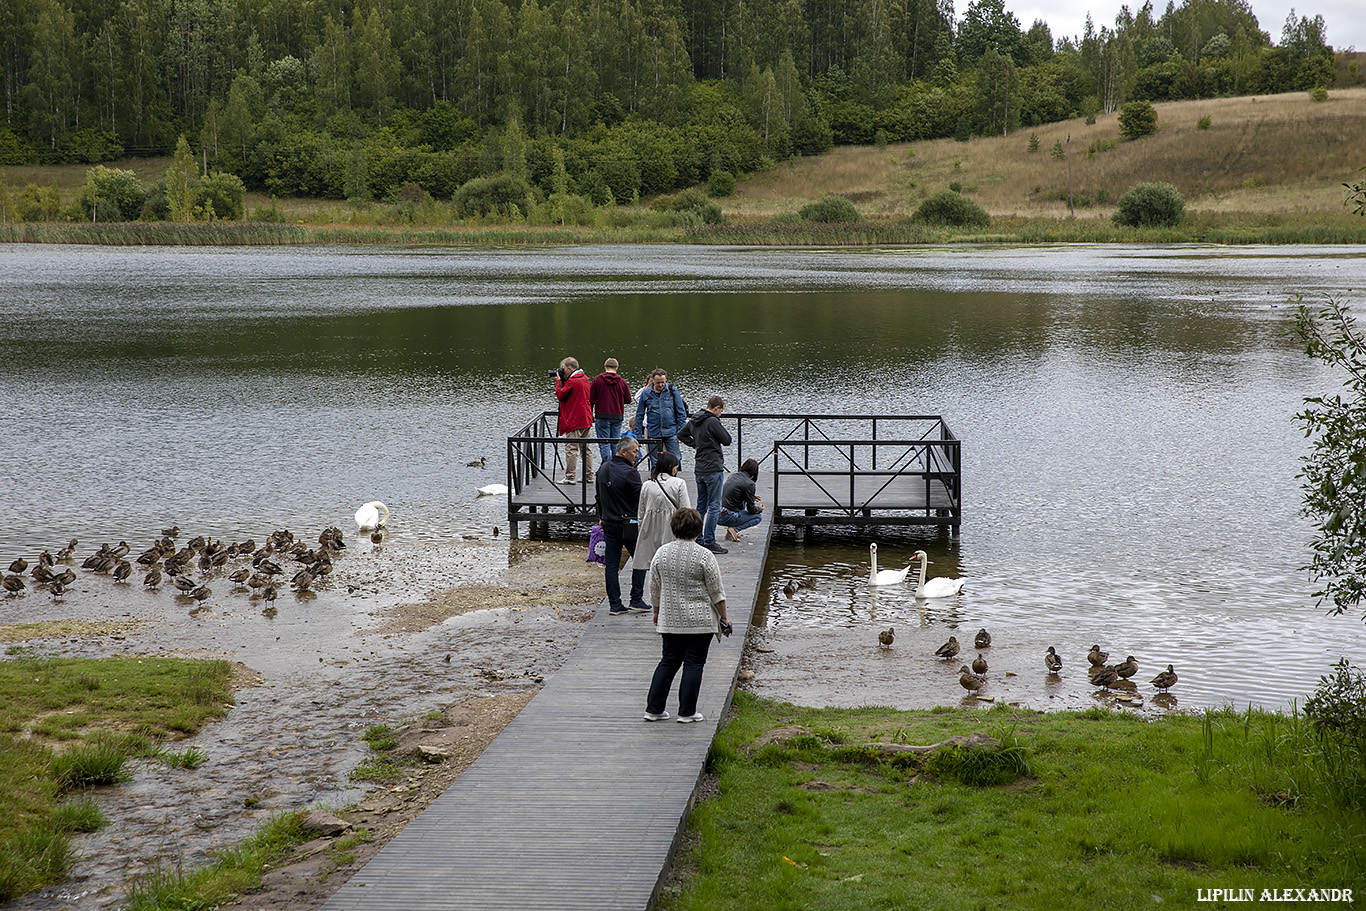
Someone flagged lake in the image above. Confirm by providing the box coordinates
[4,242,1365,713]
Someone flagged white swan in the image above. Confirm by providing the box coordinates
[910,550,965,599]
[355,501,390,531]
[476,483,509,497]
[868,543,913,586]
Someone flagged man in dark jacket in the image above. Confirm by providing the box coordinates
[555,356,593,484]
[719,458,765,542]
[594,436,651,614]
[590,357,632,464]
[684,395,732,554]
[634,368,688,469]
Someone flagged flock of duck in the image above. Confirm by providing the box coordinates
[873,628,1180,705]
[862,545,1179,706]
[2,502,393,608]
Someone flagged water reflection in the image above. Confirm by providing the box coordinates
[3,242,1365,712]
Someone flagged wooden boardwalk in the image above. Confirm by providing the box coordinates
[321,477,775,911]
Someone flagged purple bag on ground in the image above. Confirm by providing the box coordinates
[587,524,607,564]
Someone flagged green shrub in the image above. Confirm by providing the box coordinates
[1112,181,1185,227]
[1027,133,1040,153]
[451,174,534,218]
[1050,139,1066,160]
[1311,86,1329,102]
[1118,100,1159,140]
[76,167,146,223]
[707,169,735,197]
[1305,659,1366,748]
[798,195,861,223]
[669,187,709,211]
[196,171,246,220]
[911,189,990,227]
[1197,115,1212,129]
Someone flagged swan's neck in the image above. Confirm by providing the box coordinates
[915,553,928,590]
[378,503,391,526]
[869,548,878,579]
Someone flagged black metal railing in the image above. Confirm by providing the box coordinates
[504,412,960,534]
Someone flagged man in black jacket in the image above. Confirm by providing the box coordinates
[683,396,732,554]
[594,436,651,614]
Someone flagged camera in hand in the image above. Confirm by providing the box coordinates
[548,368,560,377]
[719,620,733,637]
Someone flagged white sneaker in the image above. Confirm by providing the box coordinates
[643,711,670,722]
[676,713,705,724]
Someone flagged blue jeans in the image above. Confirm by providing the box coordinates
[646,633,713,717]
[719,506,763,532]
[644,434,681,470]
[594,416,622,463]
[695,471,725,546]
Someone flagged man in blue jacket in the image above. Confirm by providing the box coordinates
[634,368,688,469]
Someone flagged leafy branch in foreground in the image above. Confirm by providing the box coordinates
[1295,293,1366,622]
[1344,166,1366,218]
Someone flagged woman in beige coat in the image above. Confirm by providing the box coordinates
[644,508,730,724]
[634,451,691,569]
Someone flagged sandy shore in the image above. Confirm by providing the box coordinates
[3,535,602,911]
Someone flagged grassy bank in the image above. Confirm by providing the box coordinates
[0,654,235,901]
[6,215,1366,248]
[659,693,1364,910]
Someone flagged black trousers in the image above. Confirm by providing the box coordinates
[602,520,645,608]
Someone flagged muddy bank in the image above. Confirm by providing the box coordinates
[2,537,601,911]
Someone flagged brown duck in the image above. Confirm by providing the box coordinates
[877,627,895,649]
[1150,664,1178,692]
[1044,646,1063,675]
[1087,645,1108,667]
[958,665,986,695]
[1090,665,1121,689]
[974,628,991,649]
[971,652,988,675]
[935,636,960,659]
[1115,656,1138,679]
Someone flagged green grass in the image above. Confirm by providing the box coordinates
[122,810,309,911]
[658,693,1366,911]
[0,656,235,902]
[361,724,397,752]
[157,746,208,769]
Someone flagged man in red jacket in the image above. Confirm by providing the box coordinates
[555,356,593,484]
[589,357,632,464]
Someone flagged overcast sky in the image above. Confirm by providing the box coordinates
[1009,0,1364,54]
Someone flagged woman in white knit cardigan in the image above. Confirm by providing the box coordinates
[644,507,731,724]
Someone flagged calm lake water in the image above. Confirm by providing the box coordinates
[4,242,1366,712]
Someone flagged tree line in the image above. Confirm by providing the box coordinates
[0,0,1342,211]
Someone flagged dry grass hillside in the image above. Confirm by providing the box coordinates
[730,86,1366,222]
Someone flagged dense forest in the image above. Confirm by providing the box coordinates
[0,0,1344,210]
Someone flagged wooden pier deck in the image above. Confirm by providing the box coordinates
[320,476,776,911]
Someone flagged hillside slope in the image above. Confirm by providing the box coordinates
[730,87,1366,221]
